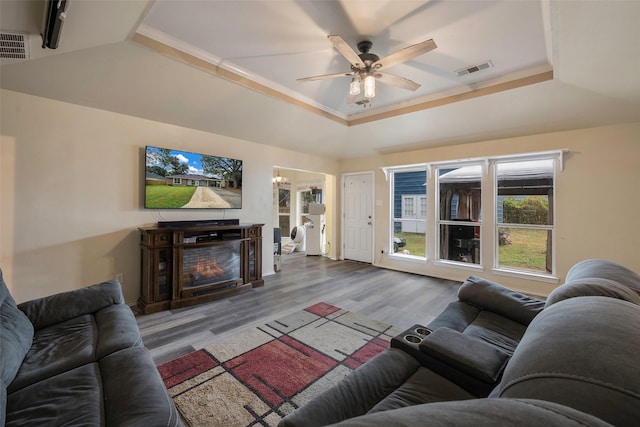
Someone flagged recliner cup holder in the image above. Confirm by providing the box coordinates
[415,327,431,336]
[392,324,433,353]
[404,335,422,344]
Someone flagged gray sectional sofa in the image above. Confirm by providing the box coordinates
[0,269,181,426]
[280,259,640,427]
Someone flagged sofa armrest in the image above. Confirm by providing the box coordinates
[101,347,182,427]
[419,328,509,386]
[18,280,124,330]
[457,276,545,325]
[325,399,614,427]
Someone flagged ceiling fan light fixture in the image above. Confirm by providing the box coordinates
[364,74,376,98]
[349,75,361,95]
[300,36,437,105]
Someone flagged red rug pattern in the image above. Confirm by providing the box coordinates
[157,302,400,426]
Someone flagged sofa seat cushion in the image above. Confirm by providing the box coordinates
[10,303,144,393]
[426,301,527,354]
[6,363,103,427]
[426,288,531,357]
[462,311,525,355]
[9,314,96,392]
[494,297,640,427]
[7,349,181,427]
[368,366,474,413]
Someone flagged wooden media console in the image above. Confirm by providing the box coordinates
[138,222,263,314]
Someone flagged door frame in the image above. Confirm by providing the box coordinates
[341,171,375,262]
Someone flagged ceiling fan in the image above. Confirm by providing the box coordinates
[298,35,437,105]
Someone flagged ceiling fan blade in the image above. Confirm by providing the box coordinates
[373,39,437,70]
[328,35,364,69]
[376,72,421,91]
[297,71,353,82]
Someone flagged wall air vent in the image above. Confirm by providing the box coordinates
[0,31,30,60]
[456,61,493,77]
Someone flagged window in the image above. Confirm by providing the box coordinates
[495,158,555,274]
[383,150,561,280]
[299,188,322,225]
[437,164,482,264]
[403,196,415,218]
[401,195,427,232]
[277,186,291,235]
[390,169,427,257]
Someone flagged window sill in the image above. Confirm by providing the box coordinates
[432,260,485,272]
[388,253,426,264]
[491,268,559,284]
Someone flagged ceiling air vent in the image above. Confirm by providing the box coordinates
[0,31,30,60]
[456,61,493,77]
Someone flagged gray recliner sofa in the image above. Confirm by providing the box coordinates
[0,269,181,426]
[280,259,640,426]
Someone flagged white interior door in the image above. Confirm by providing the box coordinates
[343,173,373,263]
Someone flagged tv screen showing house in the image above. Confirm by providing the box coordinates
[144,145,242,209]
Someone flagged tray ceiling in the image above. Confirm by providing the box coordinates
[136,0,553,123]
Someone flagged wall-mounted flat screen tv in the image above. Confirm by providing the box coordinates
[145,145,242,209]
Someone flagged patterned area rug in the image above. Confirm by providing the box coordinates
[157,302,401,426]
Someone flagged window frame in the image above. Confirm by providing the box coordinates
[277,185,291,238]
[388,166,428,260]
[492,156,557,279]
[434,161,484,268]
[382,150,563,282]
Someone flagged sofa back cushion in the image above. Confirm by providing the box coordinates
[494,296,640,427]
[17,279,124,330]
[546,277,640,308]
[565,259,640,293]
[0,269,34,386]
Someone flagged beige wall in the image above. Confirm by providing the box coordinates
[339,122,640,296]
[1,89,338,303]
[3,88,639,302]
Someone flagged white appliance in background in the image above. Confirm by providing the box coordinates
[282,225,306,254]
[305,203,325,256]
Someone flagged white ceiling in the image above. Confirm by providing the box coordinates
[1,1,639,160]
[138,0,551,120]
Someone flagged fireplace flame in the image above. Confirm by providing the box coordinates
[190,259,224,284]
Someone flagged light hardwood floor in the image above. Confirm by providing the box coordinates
[136,253,461,365]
